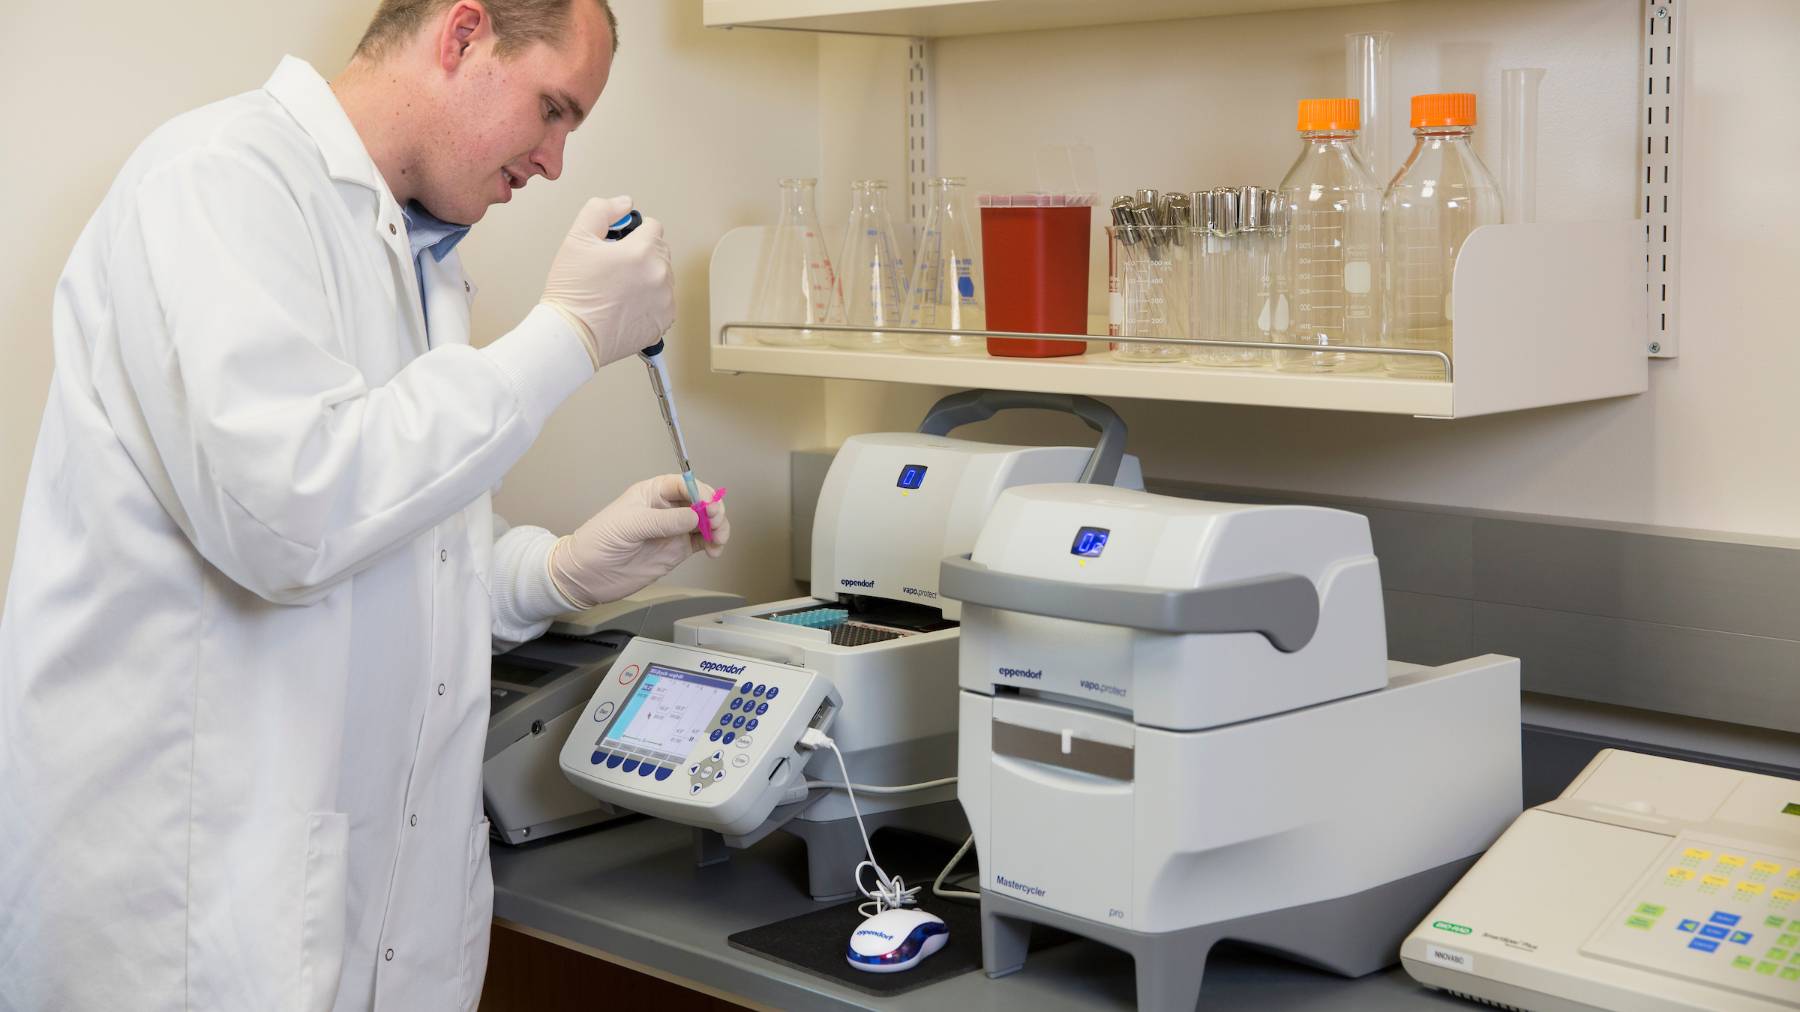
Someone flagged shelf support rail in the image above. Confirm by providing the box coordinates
[1643,0,1685,358]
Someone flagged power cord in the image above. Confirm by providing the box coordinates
[799,727,920,917]
[803,775,957,795]
[931,835,980,902]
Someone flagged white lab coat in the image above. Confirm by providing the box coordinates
[0,57,595,1010]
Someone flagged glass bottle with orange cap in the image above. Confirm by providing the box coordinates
[1277,97,1383,373]
[1381,92,1503,378]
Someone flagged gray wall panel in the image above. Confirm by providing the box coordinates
[1473,602,1800,734]
[1385,590,1475,668]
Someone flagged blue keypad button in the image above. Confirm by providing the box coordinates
[766,687,780,700]
[746,718,759,731]
[733,716,746,728]
[730,698,743,711]
[654,766,673,781]
[753,684,766,698]
[1731,931,1753,944]
[621,759,640,773]
[1690,938,1720,953]
[719,714,732,726]
[723,732,736,744]
[605,754,625,769]
[1678,920,1701,933]
[739,683,752,695]
[637,763,655,777]
[709,729,723,742]
[756,702,770,716]
[591,751,605,765]
[1701,925,1730,940]
[1712,912,1742,927]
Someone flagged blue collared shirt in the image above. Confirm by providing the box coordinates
[400,201,470,331]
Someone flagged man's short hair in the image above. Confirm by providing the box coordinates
[356,0,618,60]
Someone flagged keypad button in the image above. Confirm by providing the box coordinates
[621,759,640,773]
[1710,912,1741,926]
[1677,920,1701,933]
[1700,925,1729,940]
[765,687,780,700]
[654,767,673,781]
[722,732,735,744]
[606,754,625,769]
[756,702,769,716]
[1689,938,1719,952]
[746,718,759,731]
[689,784,704,795]
[752,684,766,698]
[739,683,752,695]
[591,751,605,765]
[709,729,723,742]
[730,698,743,711]
[733,716,746,729]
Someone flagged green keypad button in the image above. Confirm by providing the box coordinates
[1768,915,1788,928]
[1782,966,1800,981]
[1758,962,1780,975]
[1637,903,1666,917]
[1770,948,1791,961]
[1733,955,1755,970]
[1791,951,1800,964]
[1781,933,1799,947]
[1626,915,1655,930]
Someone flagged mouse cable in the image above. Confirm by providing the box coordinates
[799,727,921,918]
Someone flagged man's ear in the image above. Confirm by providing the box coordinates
[436,0,490,73]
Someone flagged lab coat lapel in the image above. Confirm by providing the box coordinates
[421,251,473,349]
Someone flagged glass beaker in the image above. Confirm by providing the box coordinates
[833,180,908,350]
[1108,224,1188,363]
[1190,188,1261,368]
[749,177,841,346]
[1382,93,1502,378]
[902,177,986,354]
[1278,98,1382,373]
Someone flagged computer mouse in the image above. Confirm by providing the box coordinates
[846,907,949,973]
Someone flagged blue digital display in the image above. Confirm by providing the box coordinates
[1071,526,1110,558]
[897,464,928,490]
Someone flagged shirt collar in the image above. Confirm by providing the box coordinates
[263,55,387,195]
[402,201,472,263]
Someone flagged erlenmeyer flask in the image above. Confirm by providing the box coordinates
[902,177,986,354]
[832,180,908,350]
[749,177,841,346]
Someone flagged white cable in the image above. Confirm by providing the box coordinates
[932,834,981,901]
[803,776,957,796]
[800,728,920,918]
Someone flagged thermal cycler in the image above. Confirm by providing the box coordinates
[484,588,742,844]
[941,483,1524,1011]
[560,391,1143,898]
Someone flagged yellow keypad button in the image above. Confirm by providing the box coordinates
[1719,855,1747,869]
[1703,874,1731,888]
[1667,867,1696,881]
[1682,848,1713,863]
[1754,861,1782,875]
[1775,889,1800,902]
[1738,881,1767,896]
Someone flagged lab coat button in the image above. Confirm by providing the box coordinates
[384,948,394,961]
[436,683,446,695]
[388,223,396,235]
[409,814,417,826]
[440,549,447,562]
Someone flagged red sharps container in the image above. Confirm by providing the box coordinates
[979,193,1095,357]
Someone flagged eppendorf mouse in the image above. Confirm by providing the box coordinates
[846,908,948,973]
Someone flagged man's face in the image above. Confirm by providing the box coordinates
[419,1,613,224]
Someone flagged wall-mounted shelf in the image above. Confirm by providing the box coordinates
[708,222,1647,419]
[703,0,1368,38]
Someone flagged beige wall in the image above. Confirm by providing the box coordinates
[817,0,1800,540]
[0,1,826,608]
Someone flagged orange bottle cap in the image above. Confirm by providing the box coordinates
[1411,93,1477,127]
[1297,98,1361,132]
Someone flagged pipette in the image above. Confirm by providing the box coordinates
[605,210,722,539]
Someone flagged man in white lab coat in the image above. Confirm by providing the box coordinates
[0,1,727,1009]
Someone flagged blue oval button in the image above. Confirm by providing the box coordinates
[756,702,769,716]
[621,759,640,773]
[710,729,723,742]
[730,697,743,711]
[591,751,605,765]
[720,714,732,726]
[765,687,780,700]
[752,684,766,698]
[733,716,746,728]
[723,732,736,744]
[746,718,759,731]
[653,767,673,782]
[637,763,655,777]
[605,754,625,769]
[739,683,752,695]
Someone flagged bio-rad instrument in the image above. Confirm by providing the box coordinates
[562,390,1143,899]
[484,588,743,844]
[1402,750,1800,1011]
[941,484,1523,1011]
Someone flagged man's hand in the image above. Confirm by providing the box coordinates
[548,474,730,609]
[541,196,675,369]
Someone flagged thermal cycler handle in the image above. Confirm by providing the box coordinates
[916,391,1127,487]
[937,555,1320,653]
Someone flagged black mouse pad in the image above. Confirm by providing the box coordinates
[728,893,985,997]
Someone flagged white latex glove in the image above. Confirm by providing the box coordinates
[548,474,730,609]
[540,195,675,370]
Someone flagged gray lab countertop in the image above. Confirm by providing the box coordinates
[490,817,1471,1012]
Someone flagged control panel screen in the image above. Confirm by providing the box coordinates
[1071,526,1111,558]
[601,664,733,763]
[896,464,928,490]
